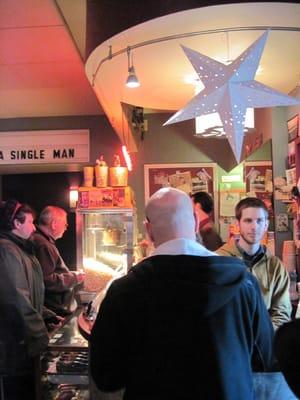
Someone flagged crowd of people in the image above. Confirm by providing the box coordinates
[0,189,299,400]
[0,200,85,400]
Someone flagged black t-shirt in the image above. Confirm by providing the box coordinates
[236,242,265,270]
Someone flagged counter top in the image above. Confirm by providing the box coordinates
[77,287,107,341]
[48,307,88,351]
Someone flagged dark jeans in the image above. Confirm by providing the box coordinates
[1,374,35,400]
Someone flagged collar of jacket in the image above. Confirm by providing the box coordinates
[236,240,265,258]
[227,240,270,269]
[35,226,56,244]
[0,230,35,255]
[236,241,265,269]
[219,238,272,259]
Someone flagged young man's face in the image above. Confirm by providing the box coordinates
[237,207,269,246]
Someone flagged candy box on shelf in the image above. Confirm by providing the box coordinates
[78,186,132,208]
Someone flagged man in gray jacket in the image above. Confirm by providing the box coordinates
[32,206,85,316]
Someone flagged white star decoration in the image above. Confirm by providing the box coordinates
[164,31,300,162]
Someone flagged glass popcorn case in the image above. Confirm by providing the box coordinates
[76,207,136,299]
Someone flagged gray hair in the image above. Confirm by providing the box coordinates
[39,206,67,226]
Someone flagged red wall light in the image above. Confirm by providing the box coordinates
[122,145,132,171]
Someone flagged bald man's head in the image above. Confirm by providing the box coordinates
[145,187,196,247]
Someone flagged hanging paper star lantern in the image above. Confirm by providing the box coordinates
[164,31,300,162]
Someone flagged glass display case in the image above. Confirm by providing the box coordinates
[38,308,89,400]
[76,207,136,298]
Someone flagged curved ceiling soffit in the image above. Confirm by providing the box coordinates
[86,0,300,57]
[85,3,300,153]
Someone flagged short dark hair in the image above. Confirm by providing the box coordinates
[0,199,35,231]
[192,191,213,214]
[235,197,269,221]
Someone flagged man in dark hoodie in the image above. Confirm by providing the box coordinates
[90,187,274,400]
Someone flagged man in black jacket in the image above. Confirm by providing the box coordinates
[90,187,274,400]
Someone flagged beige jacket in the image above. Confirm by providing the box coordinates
[217,239,292,330]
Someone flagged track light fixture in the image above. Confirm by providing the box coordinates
[125,47,140,88]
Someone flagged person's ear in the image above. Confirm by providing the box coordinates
[265,218,269,231]
[194,202,201,212]
[50,219,57,231]
[234,220,241,235]
[13,219,21,230]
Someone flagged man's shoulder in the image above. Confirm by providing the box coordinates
[0,237,12,246]
[108,258,161,290]
[262,251,286,272]
[32,231,52,246]
[0,238,20,255]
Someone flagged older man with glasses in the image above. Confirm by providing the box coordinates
[32,206,85,316]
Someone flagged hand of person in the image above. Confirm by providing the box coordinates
[74,269,86,284]
[46,315,65,331]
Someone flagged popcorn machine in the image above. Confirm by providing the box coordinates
[76,186,136,299]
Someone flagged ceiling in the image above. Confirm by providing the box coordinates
[86,2,300,152]
[0,1,299,157]
[0,0,101,118]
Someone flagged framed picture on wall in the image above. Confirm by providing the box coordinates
[244,160,274,219]
[144,162,218,221]
[287,114,299,142]
[244,161,273,193]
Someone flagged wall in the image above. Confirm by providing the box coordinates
[0,108,289,258]
[128,113,211,236]
[0,115,122,175]
[271,108,291,256]
[128,112,272,236]
[271,86,300,256]
[0,114,122,266]
[2,171,81,268]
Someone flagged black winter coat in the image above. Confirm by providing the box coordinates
[0,231,48,375]
[90,255,274,400]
